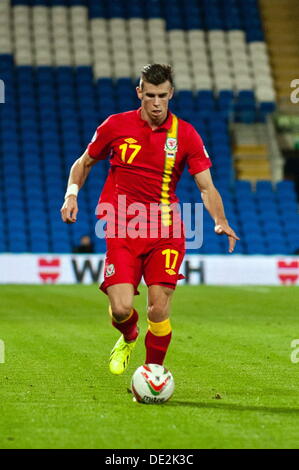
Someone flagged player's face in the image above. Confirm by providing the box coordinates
[136,80,174,125]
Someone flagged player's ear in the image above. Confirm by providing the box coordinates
[136,86,142,101]
[169,87,174,100]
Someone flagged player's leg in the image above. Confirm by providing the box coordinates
[100,236,143,375]
[107,283,140,375]
[143,235,185,366]
[107,283,139,342]
[145,285,174,365]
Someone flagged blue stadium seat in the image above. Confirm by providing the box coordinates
[48,0,67,4]
[0,54,13,72]
[207,116,227,130]
[27,216,47,232]
[242,227,265,242]
[286,230,299,243]
[18,95,36,109]
[236,91,256,110]
[7,231,26,249]
[9,199,24,212]
[276,180,296,196]
[76,66,93,84]
[196,91,215,111]
[126,0,144,17]
[283,220,299,235]
[52,241,71,253]
[0,238,6,252]
[234,180,253,194]
[30,227,48,241]
[211,136,231,151]
[50,222,70,239]
[94,237,106,253]
[288,237,299,253]
[89,1,106,17]
[202,243,224,255]
[8,239,28,253]
[218,90,234,109]
[245,245,265,255]
[116,78,134,92]
[96,78,114,91]
[78,95,96,110]
[256,200,278,213]
[238,212,259,228]
[106,0,125,18]
[235,197,256,213]
[185,12,203,29]
[277,200,298,213]
[265,241,289,255]
[36,66,54,82]
[144,0,162,17]
[165,6,184,29]
[37,87,55,102]
[55,66,74,84]
[31,240,50,253]
[28,216,48,231]
[117,97,136,112]
[175,90,194,112]
[262,219,283,232]
[3,163,21,177]
[259,102,276,114]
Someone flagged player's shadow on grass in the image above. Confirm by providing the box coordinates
[168,400,299,415]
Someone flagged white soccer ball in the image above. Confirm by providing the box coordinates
[131,364,175,404]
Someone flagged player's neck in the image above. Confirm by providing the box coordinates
[140,108,168,130]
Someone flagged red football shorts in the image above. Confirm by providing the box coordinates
[100,234,185,295]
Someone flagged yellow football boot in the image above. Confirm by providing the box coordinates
[109,334,138,375]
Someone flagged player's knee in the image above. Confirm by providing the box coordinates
[111,301,133,322]
[147,303,169,323]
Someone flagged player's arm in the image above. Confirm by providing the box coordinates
[194,168,239,253]
[60,150,98,224]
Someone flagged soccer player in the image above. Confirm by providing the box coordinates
[61,64,239,375]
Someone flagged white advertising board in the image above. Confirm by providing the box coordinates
[0,254,298,285]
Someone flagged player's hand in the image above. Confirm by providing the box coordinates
[60,195,78,224]
[214,220,240,253]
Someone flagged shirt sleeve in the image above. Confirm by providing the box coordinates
[185,124,212,176]
[87,115,114,160]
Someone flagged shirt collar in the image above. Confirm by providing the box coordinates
[136,108,173,131]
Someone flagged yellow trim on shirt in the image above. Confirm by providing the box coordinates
[160,114,178,227]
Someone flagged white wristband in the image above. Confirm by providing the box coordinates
[214,224,223,234]
[64,184,79,200]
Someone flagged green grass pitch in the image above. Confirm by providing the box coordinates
[0,284,299,449]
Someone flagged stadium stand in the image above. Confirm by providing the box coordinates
[0,0,298,255]
[260,0,299,109]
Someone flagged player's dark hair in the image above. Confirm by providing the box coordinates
[140,64,174,88]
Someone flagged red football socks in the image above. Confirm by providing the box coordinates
[111,308,139,343]
[145,318,172,365]
[145,330,172,365]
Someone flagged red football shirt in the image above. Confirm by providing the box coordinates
[87,109,212,229]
